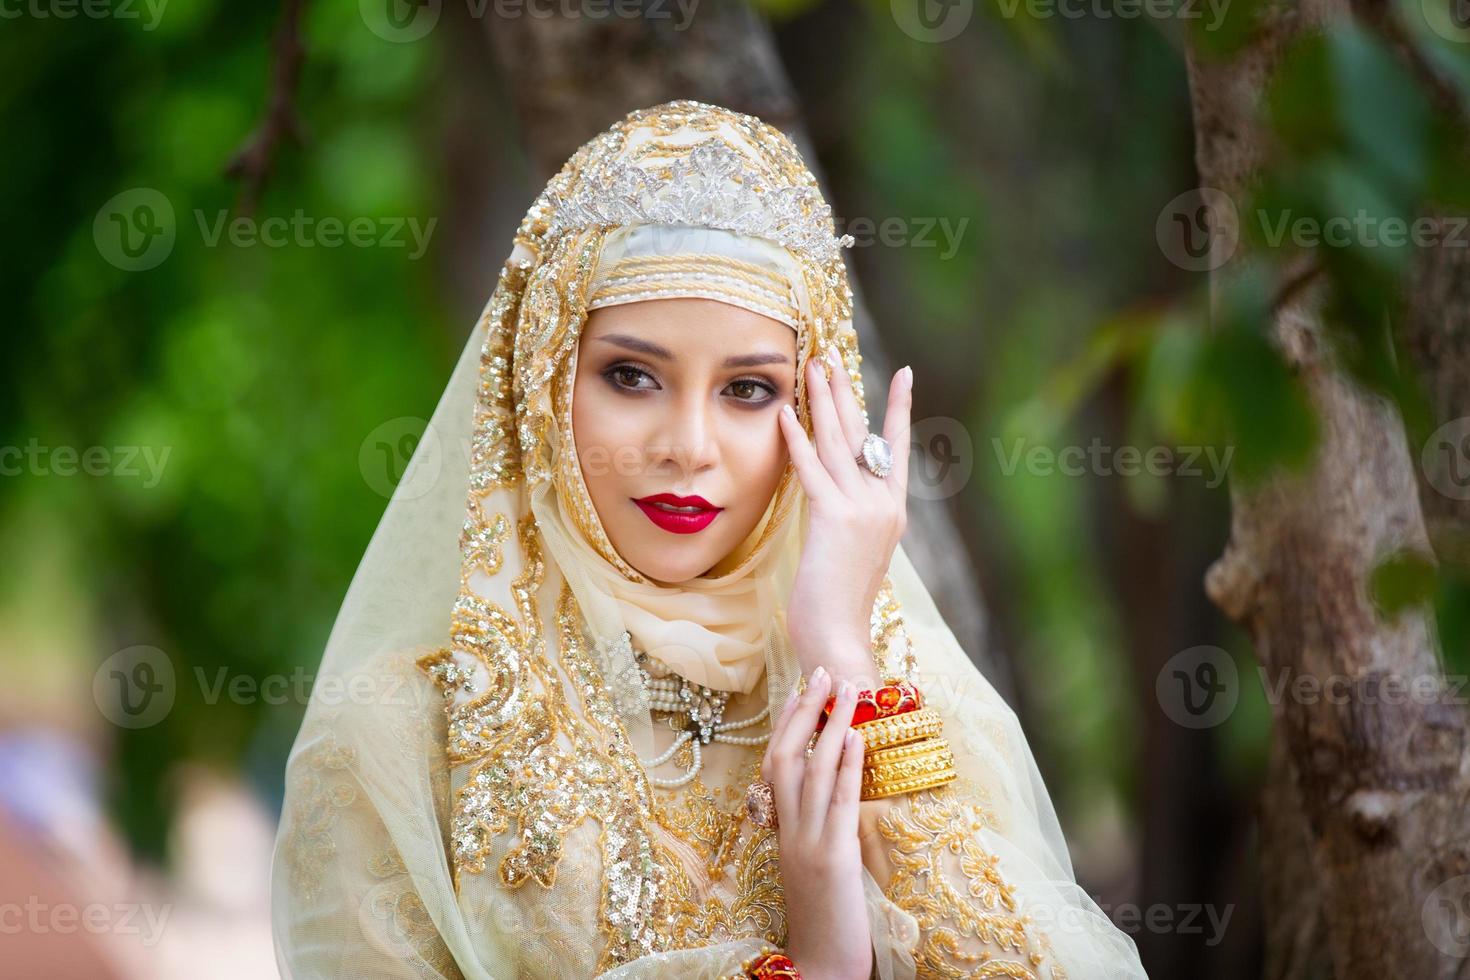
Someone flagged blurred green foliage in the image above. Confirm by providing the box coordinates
[2,0,1467,880]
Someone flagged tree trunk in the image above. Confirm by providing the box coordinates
[478,2,1005,694]
[1186,1,1470,976]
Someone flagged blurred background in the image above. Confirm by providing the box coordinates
[4,0,1469,977]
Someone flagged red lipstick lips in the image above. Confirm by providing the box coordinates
[633,492,723,534]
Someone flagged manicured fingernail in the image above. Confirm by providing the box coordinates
[838,679,854,701]
[902,365,913,387]
[811,666,828,688]
[827,345,841,366]
[781,403,795,420]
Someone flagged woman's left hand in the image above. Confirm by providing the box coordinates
[778,346,912,686]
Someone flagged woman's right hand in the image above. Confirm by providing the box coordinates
[761,667,873,980]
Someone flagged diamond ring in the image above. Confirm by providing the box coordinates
[745,779,778,830]
[855,432,894,479]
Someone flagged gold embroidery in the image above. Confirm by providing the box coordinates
[653,756,786,949]
[871,575,916,681]
[366,848,467,979]
[417,101,883,974]
[284,730,357,904]
[877,784,1050,979]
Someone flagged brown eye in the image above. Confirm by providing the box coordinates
[725,377,777,404]
[603,364,657,391]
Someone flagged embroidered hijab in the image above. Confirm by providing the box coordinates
[270,101,1146,980]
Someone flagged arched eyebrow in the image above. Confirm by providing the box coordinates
[596,332,791,368]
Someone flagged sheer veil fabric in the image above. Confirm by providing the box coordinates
[270,101,1147,979]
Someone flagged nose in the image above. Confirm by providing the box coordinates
[650,390,720,480]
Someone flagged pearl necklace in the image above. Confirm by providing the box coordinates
[635,651,771,789]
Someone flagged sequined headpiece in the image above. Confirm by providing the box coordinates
[547,137,855,266]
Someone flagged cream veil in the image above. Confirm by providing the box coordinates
[269,101,1146,979]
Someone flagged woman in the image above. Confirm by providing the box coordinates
[271,100,1147,979]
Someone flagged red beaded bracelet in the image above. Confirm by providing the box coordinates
[748,951,802,979]
[815,680,922,730]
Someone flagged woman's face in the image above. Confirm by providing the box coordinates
[572,297,798,585]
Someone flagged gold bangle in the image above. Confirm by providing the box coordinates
[861,765,957,800]
[852,707,944,754]
[864,734,951,768]
[860,736,957,800]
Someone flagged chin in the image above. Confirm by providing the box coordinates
[626,548,719,585]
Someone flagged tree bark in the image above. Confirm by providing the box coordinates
[1186,1,1470,976]
[478,1,1006,694]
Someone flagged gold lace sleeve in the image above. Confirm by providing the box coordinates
[272,655,467,980]
[861,783,1067,980]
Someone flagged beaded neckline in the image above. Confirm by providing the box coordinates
[634,650,770,789]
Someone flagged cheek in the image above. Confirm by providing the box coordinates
[571,368,623,494]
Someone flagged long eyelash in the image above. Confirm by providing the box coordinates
[728,376,778,399]
[602,363,657,390]
[601,363,778,400]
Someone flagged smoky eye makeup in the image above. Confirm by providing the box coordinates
[601,361,659,392]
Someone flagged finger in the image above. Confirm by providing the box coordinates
[761,685,802,782]
[800,677,858,828]
[829,727,865,837]
[822,345,869,457]
[806,355,864,495]
[769,668,830,828]
[779,403,837,503]
[881,366,913,506]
